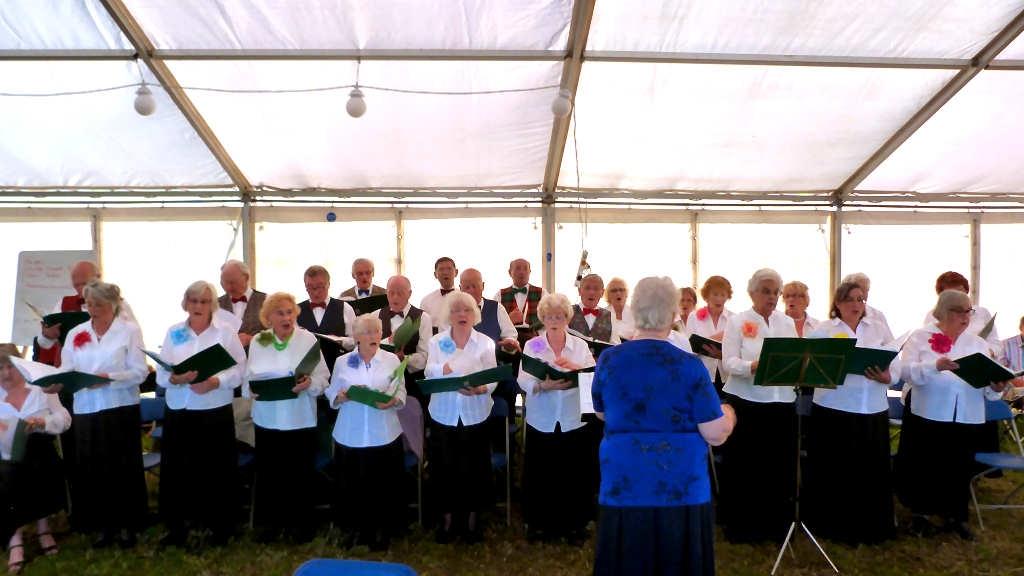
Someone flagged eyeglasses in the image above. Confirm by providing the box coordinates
[839,297,867,304]
[948,307,976,316]
[608,288,627,293]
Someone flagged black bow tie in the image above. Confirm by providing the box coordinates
[358,290,370,297]
[392,310,405,318]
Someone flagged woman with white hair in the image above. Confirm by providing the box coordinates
[155,281,247,548]
[57,281,148,548]
[592,276,734,576]
[896,289,1010,539]
[326,315,406,551]
[718,268,799,543]
[425,291,497,544]
[604,278,634,341]
[518,293,596,543]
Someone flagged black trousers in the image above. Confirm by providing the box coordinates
[431,419,492,517]
[334,437,405,537]
[73,405,147,534]
[159,404,238,537]
[254,425,317,534]
[523,423,592,536]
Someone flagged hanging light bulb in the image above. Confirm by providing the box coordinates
[551,88,572,118]
[346,87,366,118]
[134,83,156,116]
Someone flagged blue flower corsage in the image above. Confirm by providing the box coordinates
[439,336,456,355]
[346,354,361,369]
[169,326,191,346]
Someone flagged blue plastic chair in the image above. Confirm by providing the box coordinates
[970,399,1024,530]
[139,396,166,474]
[293,559,417,575]
[490,397,512,526]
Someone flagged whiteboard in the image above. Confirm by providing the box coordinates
[11,250,96,346]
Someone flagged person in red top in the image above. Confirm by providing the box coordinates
[32,261,99,367]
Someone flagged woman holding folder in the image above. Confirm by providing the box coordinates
[804,282,896,544]
[518,293,596,543]
[896,289,1009,539]
[326,315,406,550]
[686,276,734,393]
[243,292,329,543]
[718,268,798,543]
[57,281,148,548]
[424,291,498,543]
[0,345,70,573]
[155,281,246,548]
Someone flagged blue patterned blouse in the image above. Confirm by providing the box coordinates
[592,339,722,507]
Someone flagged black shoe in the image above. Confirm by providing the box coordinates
[946,520,975,541]
[117,531,137,549]
[434,527,453,545]
[908,515,937,537]
[463,527,483,545]
[92,532,115,549]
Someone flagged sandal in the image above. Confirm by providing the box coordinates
[37,532,58,556]
[6,544,24,575]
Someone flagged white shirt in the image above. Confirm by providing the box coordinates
[792,315,821,337]
[608,306,635,341]
[722,308,799,403]
[809,317,898,414]
[60,317,148,415]
[865,305,894,344]
[518,332,595,433]
[242,328,329,430]
[231,287,254,319]
[667,330,694,353]
[386,304,433,372]
[419,288,456,323]
[492,284,548,323]
[155,318,247,411]
[686,307,734,382]
[901,325,1000,424]
[424,329,498,426]
[309,299,356,350]
[0,385,71,458]
[36,297,138,351]
[326,348,406,448]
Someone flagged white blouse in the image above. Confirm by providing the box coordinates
[326,348,406,448]
[667,329,694,353]
[900,326,1001,424]
[518,332,595,433]
[60,318,148,415]
[686,308,733,383]
[722,308,799,403]
[608,306,635,341]
[922,304,1001,355]
[242,328,330,431]
[0,385,71,459]
[155,318,247,411]
[794,315,822,337]
[424,329,498,427]
[809,317,898,415]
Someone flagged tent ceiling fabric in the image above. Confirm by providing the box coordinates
[123,0,572,51]
[0,0,1023,201]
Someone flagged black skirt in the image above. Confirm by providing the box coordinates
[523,423,592,536]
[431,419,492,514]
[594,503,715,576]
[717,394,796,543]
[895,398,982,522]
[159,404,238,535]
[804,405,894,544]
[73,404,148,533]
[334,436,405,536]
[253,424,317,532]
[0,434,67,527]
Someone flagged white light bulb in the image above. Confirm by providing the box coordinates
[551,88,572,118]
[346,87,366,118]
[133,84,156,116]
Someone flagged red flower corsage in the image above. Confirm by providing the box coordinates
[696,307,709,321]
[72,331,92,349]
[741,321,759,339]
[929,332,952,354]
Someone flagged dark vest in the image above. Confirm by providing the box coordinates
[499,285,542,327]
[570,304,614,342]
[474,299,502,342]
[297,298,346,336]
[380,306,424,355]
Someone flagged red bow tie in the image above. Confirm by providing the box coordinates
[231,295,248,304]
[440,288,455,296]
[582,307,601,317]
[310,302,326,309]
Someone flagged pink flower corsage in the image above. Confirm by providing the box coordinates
[527,338,547,355]
[696,307,709,322]
[73,331,92,349]
[929,332,952,354]
[741,321,759,339]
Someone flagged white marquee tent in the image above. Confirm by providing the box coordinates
[3,0,1024,347]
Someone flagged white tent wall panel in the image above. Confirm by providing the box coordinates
[980,223,1024,339]
[0,61,232,188]
[560,62,955,191]
[0,0,130,50]
[168,59,560,189]
[998,29,1024,58]
[587,0,1024,59]
[124,0,571,51]
[857,71,1024,193]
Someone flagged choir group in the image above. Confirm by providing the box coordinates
[0,254,1018,574]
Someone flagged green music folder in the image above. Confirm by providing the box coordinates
[845,346,899,376]
[391,316,421,350]
[143,344,237,383]
[249,376,298,401]
[345,386,395,407]
[753,337,856,389]
[419,364,515,394]
[296,342,322,376]
[31,371,113,394]
[348,294,390,316]
[952,352,1022,389]
[688,333,723,358]
[44,311,90,344]
[520,354,594,387]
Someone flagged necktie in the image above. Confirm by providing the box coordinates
[582,307,601,317]
[440,288,455,296]
[311,302,326,309]
[512,286,529,295]
[231,295,248,304]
